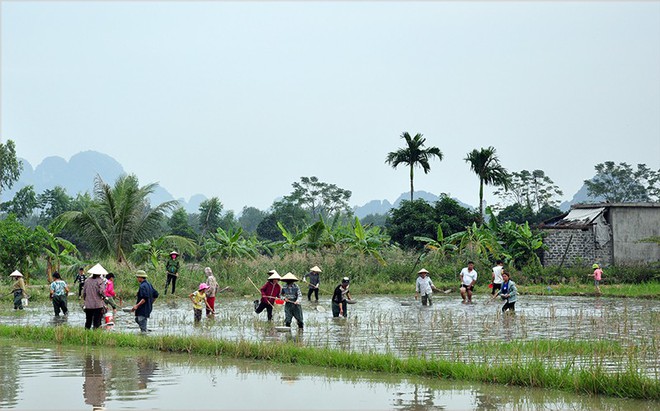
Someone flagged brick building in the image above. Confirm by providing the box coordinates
[540,203,660,267]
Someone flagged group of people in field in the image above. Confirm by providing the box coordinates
[6,249,605,333]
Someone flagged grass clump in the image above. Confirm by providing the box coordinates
[0,324,658,401]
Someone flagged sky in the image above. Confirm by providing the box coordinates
[2,1,660,213]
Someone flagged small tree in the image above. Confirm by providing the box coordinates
[0,139,22,200]
[584,162,659,202]
[464,146,510,220]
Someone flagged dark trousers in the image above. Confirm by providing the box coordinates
[421,294,432,306]
[492,283,502,295]
[164,274,177,294]
[13,290,23,310]
[307,287,319,301]
[332,301,347,317]
[255,301,274,320]
[78,283,84,297]
[85,308,104,329]
[502,301,516,312]
[194,308,202,322]
[284,302,303,328]
[52,295,68,315]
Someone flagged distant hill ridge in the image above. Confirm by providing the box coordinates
[7,150,595,216]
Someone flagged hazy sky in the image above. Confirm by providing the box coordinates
[2,1,659,213]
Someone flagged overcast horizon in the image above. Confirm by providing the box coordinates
[3,1,659,212]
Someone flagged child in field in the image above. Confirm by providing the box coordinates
[104,273,118,316]
[591,264,603,295]
[189,283,214,323]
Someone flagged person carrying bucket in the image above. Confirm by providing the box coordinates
[303,266,322,302]
[280,272,304,329]
[255,271,282,321]
[189,283,214,323]
[9,270,27,310]
[331,277,352,318]
[415,268,440,306]
[591,264,603,295]
[50,271,69,316]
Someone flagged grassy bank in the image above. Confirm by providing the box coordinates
[0,324,657,400]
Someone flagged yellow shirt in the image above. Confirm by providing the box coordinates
[191,291,207,310]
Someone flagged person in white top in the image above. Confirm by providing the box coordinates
[415,268,440,306]
[459,261,478,304]
[492,260,504,295]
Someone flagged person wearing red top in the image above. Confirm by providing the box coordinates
[104,273,118,316]
[254,272,282,321]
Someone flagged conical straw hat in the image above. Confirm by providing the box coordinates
[309,266,322,273]
[268,272,282,280]
[280,272,299,282]
[417,268,429,274]
[9,270,23,277]
[87,263,108,275]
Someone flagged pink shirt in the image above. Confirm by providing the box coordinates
[593,269,603,281]
[105,280,116,297]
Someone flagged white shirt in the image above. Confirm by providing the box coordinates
[460,267,478,286]
[492,265,503,285]
[416,276,435,296]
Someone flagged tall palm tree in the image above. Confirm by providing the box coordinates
[385,132,443,201]
[464,146,510,220]
[58,174,178,263]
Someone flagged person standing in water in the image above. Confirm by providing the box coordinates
[204,267,219,317]
[280,272,304,329]
[132,270,159,333]
[255,271,282,321]
[9,270,27,310]
[50,271,69,316]
[495,270,518,312]
[331,277,352,317]
[303,265,322,302]
[74,267,86,298]
[415,268,439,306]
[459,261,478,304]
[591,264,603,295]
[492,260,504,295]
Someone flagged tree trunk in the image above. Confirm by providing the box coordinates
[410,165,414,202]
[479,179,484,222]
[46,257,53,283]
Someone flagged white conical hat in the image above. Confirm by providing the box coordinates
[87,263,108,275]
[418,268,429,274]
[9,270,23,277]
[268,272,282,280]
[280,272,299,282]
[267,269,279,276]
[309,266,322,273]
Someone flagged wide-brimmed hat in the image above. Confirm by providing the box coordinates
[268,272,282,280]
[309,266,322,273]
[592,263,600,269]
[281,272,299,282]
[169,250,179,256]
[267,269,279,276]
[87,263,108,276]
[198,283,209,291]
[9,270,23,278]
[135,270,148,278]
[418,268,429,274]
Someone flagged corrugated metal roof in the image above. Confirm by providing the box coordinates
[543,207,605,229]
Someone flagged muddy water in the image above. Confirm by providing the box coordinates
[2,295,659,374]
[0,341,657,410]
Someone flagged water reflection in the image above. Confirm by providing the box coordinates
[82,354,106,409]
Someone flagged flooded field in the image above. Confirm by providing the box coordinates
[1,341,657,410]
[2,294,659,376]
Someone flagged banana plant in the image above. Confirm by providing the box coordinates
[414,223,457,260]
[203,227,257,261]
[341,217,389,265]
[36,222,80,283]
[132,235,198,270]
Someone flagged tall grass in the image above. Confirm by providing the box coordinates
[0,324,657,400]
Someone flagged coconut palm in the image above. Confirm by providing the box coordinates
[57,174,178,263]
[464,146,510,220]
[385,132,443,202]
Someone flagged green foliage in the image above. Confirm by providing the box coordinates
[494,169,563,212]
[360,213,387,227]
[385,132,443,202]
[0,185,37,220]
[433,194,480,235]
[464,146,510,220]
[342,217,389,265]
[386,199,437,249]
[0,214,43,278]
[584,161,659,202]
[446,222,502,262]
[256,200,308,242]
[283,176,352,220]
[37,186,72,226]
[238,206,266,233]
[198,197,223,238]
[35,222,80,280]
[414,223,457,260]
[132,235,198,270]
[202,227,260,261]
[56,174,178,263]
[167,207,196,239]
[0,139,22,196]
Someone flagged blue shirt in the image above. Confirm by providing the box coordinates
[136,280,159,317]
[50,280,67,296]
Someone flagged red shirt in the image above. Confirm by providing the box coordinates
[260,281,281,304]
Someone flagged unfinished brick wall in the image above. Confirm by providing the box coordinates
[542,229,613,267]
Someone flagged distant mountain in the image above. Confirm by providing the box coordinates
[353,191,475,218]
[6,151,205,213]
[559,182,604,211]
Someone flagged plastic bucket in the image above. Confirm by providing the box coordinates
[274,299,284,305]
[104,312,114,326]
